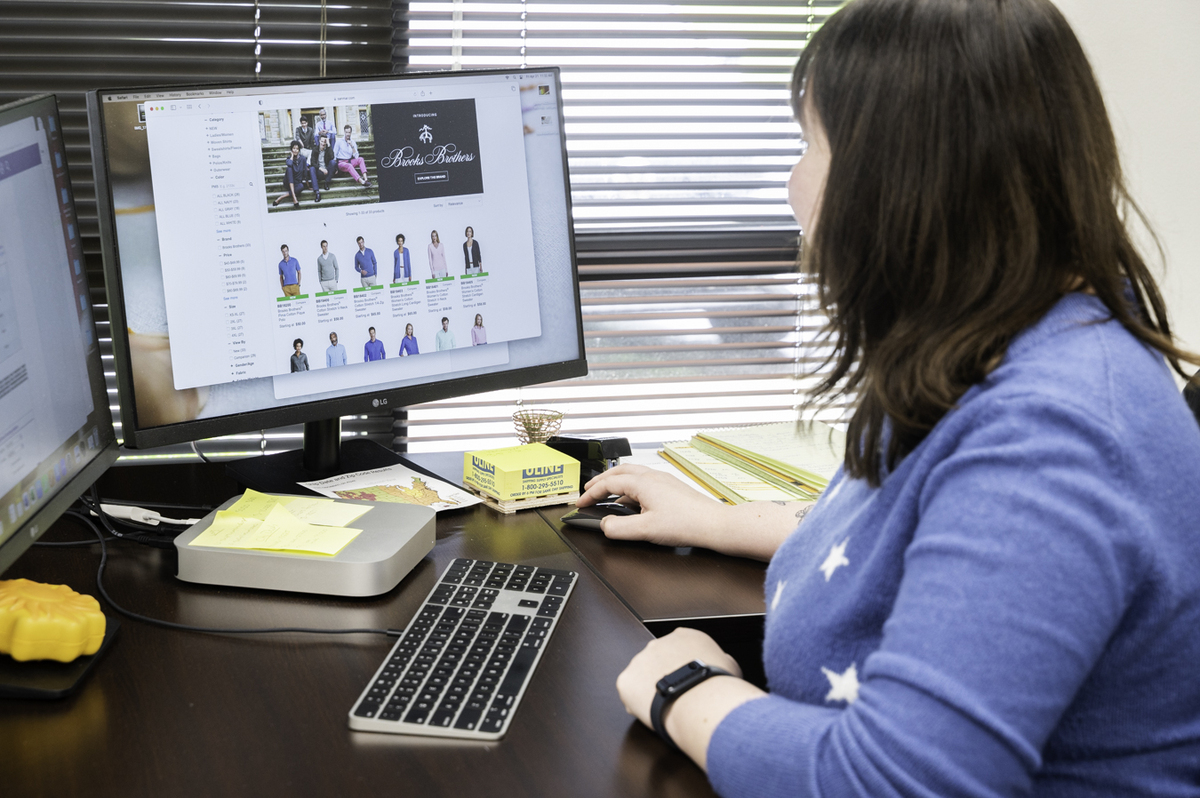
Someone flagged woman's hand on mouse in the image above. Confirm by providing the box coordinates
[579,465,815,560]
[578,465,731,549]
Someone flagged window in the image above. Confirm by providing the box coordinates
[397,1,848,451]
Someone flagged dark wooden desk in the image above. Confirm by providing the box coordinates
[0,463,716,798]
[400,451,769,686]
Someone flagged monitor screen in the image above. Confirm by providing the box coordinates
[0,94,119,574]
[88,69,584,450]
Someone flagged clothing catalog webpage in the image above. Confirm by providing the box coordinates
[142,78,542,400]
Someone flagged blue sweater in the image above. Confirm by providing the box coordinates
[708,293,1200,797]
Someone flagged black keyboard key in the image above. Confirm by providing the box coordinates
[536,596,564,616]
[495,646,538,703]
[430,708,456,727]
[454,705,485,730]
[508,614,531,629]
[481,708,507,733]
[354,701,380,718]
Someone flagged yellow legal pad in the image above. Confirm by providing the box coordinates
[188,490,369,556]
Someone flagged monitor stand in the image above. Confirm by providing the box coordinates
[224,418,404,494]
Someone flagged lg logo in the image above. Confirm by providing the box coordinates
[372,397,389,408]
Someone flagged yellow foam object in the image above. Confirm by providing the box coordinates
[0,579,106,662]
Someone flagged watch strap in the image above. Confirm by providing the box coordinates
[649,660,734,751]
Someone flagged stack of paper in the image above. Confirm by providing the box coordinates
[659,421,846,504]
[188,489,372,557]
[659,442,802,504]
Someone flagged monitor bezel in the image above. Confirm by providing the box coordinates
[87,68,586,450]
[0,93,120,574]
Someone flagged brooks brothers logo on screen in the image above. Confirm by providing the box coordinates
[373,99,484,201]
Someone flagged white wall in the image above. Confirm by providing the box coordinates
[1054,0,1200,373]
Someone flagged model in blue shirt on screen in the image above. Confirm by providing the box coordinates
[577,1,1200,795]
[400,323,419,356]
[394,234,412,282]
[354,236,377,288]
[277,244,301,297]
[363,326,385,362]
[325,331,347,368]
[314,109,336,149]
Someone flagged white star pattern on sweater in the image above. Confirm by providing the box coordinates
[819,538,850,581]
[771,580,787,611]
[821,663,860,704]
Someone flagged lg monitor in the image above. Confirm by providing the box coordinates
[0,94,119,575]
[87,69,585,489]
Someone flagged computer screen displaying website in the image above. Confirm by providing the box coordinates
[91,69,583,446]
[0,95,116,569]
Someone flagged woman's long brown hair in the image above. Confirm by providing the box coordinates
[797,0,1198,487]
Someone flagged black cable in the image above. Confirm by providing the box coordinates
[79,489,216,520]
[31,509,120,547]
[74,505,401,639]
[78,492,178,550]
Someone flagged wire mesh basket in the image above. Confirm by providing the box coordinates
[512,408,565,444]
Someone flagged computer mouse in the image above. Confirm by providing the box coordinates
[560,501,642,530]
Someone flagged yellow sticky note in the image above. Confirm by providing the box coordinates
[188,512,265,548]
[224,488,283,521]
[276,495,371,527]
[190,504,361,556]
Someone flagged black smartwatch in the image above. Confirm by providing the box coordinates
[650,659,734,750]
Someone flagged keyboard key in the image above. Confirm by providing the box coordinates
[481,708,507,733]
[495,647,538,703]
[354,701,380,718]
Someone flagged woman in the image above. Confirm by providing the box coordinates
[579,0,1200,793]
[471,314,486,346]
[289,338,308,372]
[399,323,419,356]
[428,230,448,278]
[272,141,316,208]
[463,226,482,273]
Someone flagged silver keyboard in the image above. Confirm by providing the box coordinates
[349,558,577,739]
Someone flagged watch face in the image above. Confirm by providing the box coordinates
[657,660,709,696]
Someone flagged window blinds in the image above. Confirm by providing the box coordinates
[401,1,843,232]
[396,1,850,452]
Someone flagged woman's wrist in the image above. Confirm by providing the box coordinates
[662,674,766,770]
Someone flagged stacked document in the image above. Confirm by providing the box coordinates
[660,421,846,504]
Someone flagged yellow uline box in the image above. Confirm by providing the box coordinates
[463,443,579,501]
[0,579,106,662]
